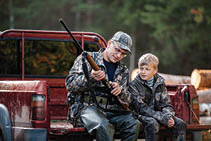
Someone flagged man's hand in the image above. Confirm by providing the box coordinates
[91,69,121,96]
[109,82,121,96]
[91,69,105,81]
[168,116,175,128]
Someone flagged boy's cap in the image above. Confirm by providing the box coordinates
[111,31,132,54]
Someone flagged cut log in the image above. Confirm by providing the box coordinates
[197,89,211,103]
[131,69,191,85]
[191,69,211,90]
[158,73,191,85]
[131,69,139,80]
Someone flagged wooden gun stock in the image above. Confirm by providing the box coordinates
[59,19,129,111]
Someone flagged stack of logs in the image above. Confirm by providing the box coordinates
[191,69,211,103]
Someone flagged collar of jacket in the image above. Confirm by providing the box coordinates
[134,74,165,89]
[89,49,127,76]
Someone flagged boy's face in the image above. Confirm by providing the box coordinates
[139,64,157,80]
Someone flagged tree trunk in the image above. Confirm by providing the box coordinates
[129,32,136,73]
[9,0,14,29]
[86,0,93,25]
[191,69,211,90]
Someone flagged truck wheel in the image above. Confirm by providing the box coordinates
[0,135,3,141]
[0,130,3,141]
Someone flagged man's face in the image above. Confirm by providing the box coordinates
[106,41,127,63]
[139,64,157,80]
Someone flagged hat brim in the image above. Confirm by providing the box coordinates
[113,41,132,54]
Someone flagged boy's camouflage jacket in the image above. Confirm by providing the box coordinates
[129,74,175,126]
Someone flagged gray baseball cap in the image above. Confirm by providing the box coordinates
[111,31,132,54]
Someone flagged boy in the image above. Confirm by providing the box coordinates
[129,53,186,141]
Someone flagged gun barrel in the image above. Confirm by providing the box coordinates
[59,19,83,53]
[59,19,129,111]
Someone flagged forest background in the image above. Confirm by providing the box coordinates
[1,0,210,76]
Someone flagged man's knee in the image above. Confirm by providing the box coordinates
[135,119,141,130]
[81,106,111,132]
[128,119,141,136]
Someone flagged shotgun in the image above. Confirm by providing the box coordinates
[59,19,129,111]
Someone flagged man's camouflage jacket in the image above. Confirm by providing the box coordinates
[65,48,131,111]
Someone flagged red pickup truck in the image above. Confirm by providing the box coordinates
[0,29,210,141]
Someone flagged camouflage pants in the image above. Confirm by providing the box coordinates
[80,105,141,141]
[141,116,186,141]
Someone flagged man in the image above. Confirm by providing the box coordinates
[66,31,140,141]
[129,53,186,141]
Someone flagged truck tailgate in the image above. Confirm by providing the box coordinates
[186,124,211,131]
[48,120,92,141]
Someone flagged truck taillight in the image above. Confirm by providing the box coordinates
[31,95,45,120]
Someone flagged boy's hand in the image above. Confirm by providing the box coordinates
[168,117,175,127]
[109,82,121,96]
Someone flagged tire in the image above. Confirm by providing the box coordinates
[0,135,3,141]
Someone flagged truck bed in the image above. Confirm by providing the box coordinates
[48,119,211,140]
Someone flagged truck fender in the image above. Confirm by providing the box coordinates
[0,104,12,141]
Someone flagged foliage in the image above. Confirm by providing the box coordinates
[0,0,210,75]
[139,0,211,75]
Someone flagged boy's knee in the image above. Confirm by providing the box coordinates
[173,117,186,133]
[175,117,186,127]
[145,118,160,133]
